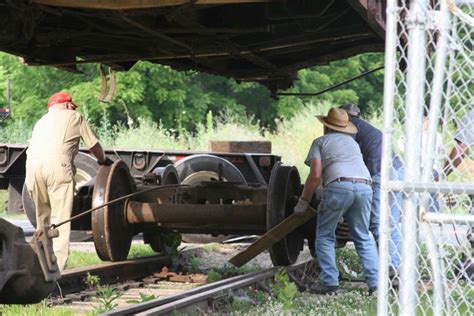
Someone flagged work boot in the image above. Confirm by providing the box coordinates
[309,283,340,295]
[369,286,377,297]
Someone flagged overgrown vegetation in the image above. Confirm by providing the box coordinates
[93,285,122,314]
[270,270,298,310]
[0,52,384,130]
[84,272,122,314]
[0,300,75,316]
[206,264,262,283]
[126,292,156,304]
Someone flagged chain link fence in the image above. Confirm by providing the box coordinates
[378,0,473,315]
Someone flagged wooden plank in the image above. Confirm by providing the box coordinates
[209,140,271,153]
[32,0,272,10]
[229,206,317,267]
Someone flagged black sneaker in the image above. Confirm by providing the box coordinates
[309,283,340,295]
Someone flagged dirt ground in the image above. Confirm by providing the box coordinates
[70,239,314,271]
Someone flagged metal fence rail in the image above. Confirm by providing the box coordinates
[379,0,473,315]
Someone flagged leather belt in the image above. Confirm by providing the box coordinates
[334,177,372,185]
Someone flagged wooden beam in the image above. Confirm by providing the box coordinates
[229,206,317,267]
[32,0,272,10]
[346,0,385,38]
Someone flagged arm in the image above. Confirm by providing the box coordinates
[443,140,469,177]
[89,142,106,163]
[294,158,322,215]
[301,159,323,202]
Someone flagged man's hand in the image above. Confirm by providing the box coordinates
[98,157,114,166]
[293,197,309,216]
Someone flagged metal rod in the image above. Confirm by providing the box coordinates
[126,201,267,226]
[399,1,428,314]
[387,181,474,194]
[377,1,399,314]
[422,212,474,225]
[276,66,384,97]
[422,2,451,313]
[51,184,185,229]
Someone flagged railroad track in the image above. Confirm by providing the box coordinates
[54,255,171,297]
[103,259,320,316]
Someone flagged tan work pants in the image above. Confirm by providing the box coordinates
[25,158,74,271]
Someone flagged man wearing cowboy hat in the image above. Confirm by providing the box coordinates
[25,91,111,270]
[294,107,378,294]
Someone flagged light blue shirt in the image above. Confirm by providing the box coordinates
[305,132,371,186]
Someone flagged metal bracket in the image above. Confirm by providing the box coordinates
[30,226,61,283]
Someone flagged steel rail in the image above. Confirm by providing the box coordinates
[104,259,316,316]
[55,255,171,296]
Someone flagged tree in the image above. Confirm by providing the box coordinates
[0,52,384,130]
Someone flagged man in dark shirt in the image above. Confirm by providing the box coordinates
[340,104,403,271]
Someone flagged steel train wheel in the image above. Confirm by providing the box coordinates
[92,160,135,261]
[267,162,304,266]
[174,154,247,185]
[174,154,247,244]
[144,165,182,254]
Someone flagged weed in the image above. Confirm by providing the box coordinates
[270,270,298,310]
[336,246,363,279]
[187,257,201,273]
[207,269,222,283]
[126,292,156,304]
[93,285,122,313]
[84,272,100,289]
[209,264,261,277]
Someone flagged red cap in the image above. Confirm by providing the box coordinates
[47,92,78,109]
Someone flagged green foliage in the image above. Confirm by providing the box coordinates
[126,292,156,304]
[84,272,100,289]
[270,270,298,310]
[187,257,202,273]
[83,271,122,314]
[336,247,363,280]
[206,269,222,283]
[207,264,262,279]
[66,250,102,269]
[0,52,384,132]
[126,244,156,259]
[93,285,122,313]
[0,300,74,316]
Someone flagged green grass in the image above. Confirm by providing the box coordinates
[0,301,77,316]
[229,289,377,315]
[66,250,102,269]
[66,243,156,269]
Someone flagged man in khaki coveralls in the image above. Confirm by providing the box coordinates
[26,92,109,270]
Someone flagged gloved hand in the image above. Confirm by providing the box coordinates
[293,197,309,216]
[98,157,114,166]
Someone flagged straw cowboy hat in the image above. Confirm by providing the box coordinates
[316,108,358,134]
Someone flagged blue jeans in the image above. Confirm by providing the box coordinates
[315,181,378,288]
[370,167,404,269]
